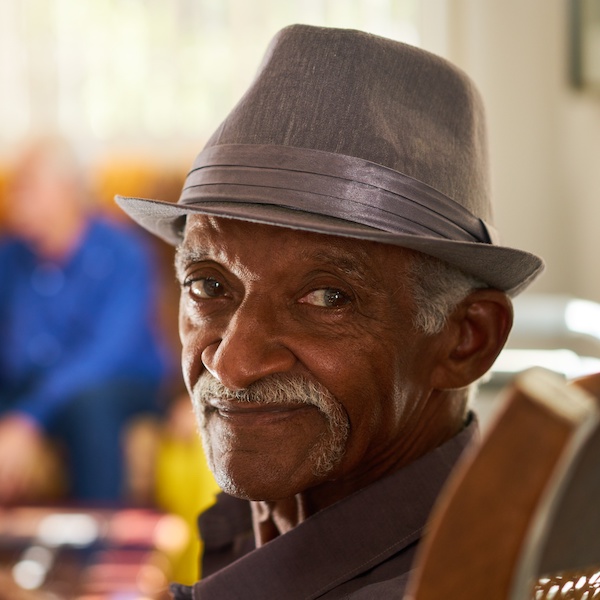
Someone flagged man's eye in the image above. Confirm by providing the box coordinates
[301,288,352,308]
[187,277,226,299]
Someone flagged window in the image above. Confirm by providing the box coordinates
[0,0,420,154]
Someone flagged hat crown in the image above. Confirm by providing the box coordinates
[116,24,544,296]
[206,24,491,222]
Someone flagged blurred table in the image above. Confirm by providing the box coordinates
[0,506,189,599]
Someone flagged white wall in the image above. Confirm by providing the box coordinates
[422,0,600,301]
[562,82,600,302]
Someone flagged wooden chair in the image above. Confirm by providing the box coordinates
[405,368,600,600]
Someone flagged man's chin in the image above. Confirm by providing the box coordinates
[194,400,349,499]
[207,453,322,502]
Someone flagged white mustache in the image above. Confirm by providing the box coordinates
[194,372,337,411]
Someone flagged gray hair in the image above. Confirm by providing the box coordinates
[409,252,487,335]
[408,253,489,405]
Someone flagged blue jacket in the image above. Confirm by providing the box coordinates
[0,216,173,427]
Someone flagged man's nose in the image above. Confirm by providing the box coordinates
[201,298,296,390]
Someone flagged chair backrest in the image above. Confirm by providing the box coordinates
[404,368,600,600]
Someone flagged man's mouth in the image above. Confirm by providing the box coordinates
[206,398,317,422]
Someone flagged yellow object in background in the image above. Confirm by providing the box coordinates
[154,431,221,584]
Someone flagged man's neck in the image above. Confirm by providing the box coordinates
[251,496,308,546]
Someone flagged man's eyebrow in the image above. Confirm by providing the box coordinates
[305,248,372,282]
[174,246,210,279]
[174,243,377,284]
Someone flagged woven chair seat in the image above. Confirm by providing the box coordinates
[533,568,600,599]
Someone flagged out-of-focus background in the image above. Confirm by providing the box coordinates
[0,0,599,597]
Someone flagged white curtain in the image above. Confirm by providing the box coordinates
[0,0,420,153]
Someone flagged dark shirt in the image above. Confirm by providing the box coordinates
[0,216,172,427]
[172,417,477,599]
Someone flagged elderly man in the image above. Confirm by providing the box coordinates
[118,25,543,599]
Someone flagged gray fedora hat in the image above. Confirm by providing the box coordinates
[117,24,543,296]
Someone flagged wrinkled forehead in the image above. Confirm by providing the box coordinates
[181,212,419,257]
[177,213,418,281]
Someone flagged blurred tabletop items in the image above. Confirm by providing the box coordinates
[0,507,189,600]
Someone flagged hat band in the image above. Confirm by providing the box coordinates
[180,144,498,244]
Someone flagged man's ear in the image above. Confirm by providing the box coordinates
[430,289,514,390]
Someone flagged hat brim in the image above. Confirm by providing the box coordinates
[116,195,544,297]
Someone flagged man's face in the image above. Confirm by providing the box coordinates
[177,215,447,502]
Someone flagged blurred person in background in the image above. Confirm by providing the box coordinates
[0,135,173,505]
